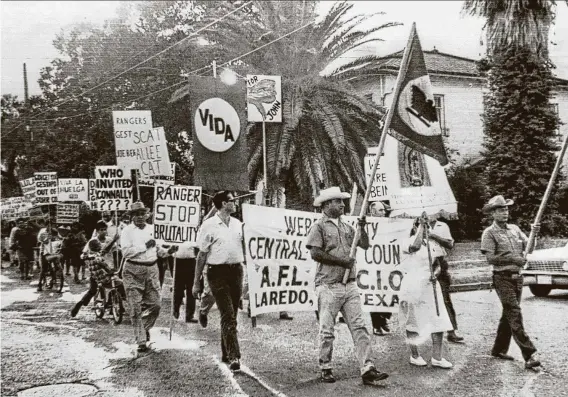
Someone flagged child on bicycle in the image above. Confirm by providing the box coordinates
[70,234,125,317]
[37,228,63,291]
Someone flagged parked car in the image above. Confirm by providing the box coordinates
[523,242,568,297]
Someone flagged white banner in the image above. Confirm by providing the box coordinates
[113,111,172,179]
[246,75,282,122]
[56,203,80,224]
[19,177,36,204]
[34,172,58,205]
[153,184,201,244]
[364,137,398,201]
[57,178,89,202]
[385,134,458,218]
[1,197,33,220]
[94,166,133,211]
[242,204,414,316]
[139,162,176,187]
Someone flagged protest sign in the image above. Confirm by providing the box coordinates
[57,203,79,224]
[139,162,176,187]
[153,184,201,244]
[19,177,36,204]
[246,75,282,122]
[113,111,172,179]
[0,197,32,220]
[58,178,88,202]
[94,166,133,211]
[34,172,58,205]
[242,204,414,316]
[364,136,398,201]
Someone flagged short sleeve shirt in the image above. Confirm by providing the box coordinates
[428,221,453,258]
[306,215,356,286]
[197,214,244,265]
[480,222,528,257]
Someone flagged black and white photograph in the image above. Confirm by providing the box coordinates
[1,1,567,396]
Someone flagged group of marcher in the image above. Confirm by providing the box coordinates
[4,187,543,383]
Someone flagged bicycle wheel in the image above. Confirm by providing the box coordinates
[54,262,64,293]
[94,289,105,319]
[110,290,123,325]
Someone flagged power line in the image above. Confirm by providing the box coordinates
[1,1,252,139]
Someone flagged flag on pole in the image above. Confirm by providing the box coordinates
[388,23,449,166]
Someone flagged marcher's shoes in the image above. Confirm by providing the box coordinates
[321,369,336,383]
[70,304,81,318]
[525,355,541,369]
[431,358,453,369]
[199,313,208,328]
[373,328,384,336]
[173,309,180,319]
[362,367,389,385]
[409,356,427,366]
[185,317,198,323]
[447,332,465,343]
[492,352,515,361]
[229,359,241,372]
[279,312,294,320]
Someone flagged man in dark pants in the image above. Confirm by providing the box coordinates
[193,191,245,372]
[480,195,540,370]
[173,241,198,323]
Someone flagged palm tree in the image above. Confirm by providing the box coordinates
[172,0,400,209]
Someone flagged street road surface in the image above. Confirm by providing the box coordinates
[1,263,567,397]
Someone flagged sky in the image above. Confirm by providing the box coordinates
[2,0,568,99]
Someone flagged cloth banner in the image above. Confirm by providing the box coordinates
[58,178,89,202]
[375,135,457,218]
[0,197,33,220]
[57,203,79,224]
[94,166,133,211]
[174,76,248,191]
[388,24,448,165]
[34,172,58,205]
[153,184,202,244]
[242,204,414,316]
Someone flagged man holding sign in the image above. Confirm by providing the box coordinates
[306,187,389,385]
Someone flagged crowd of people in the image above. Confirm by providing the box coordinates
[2,188,543,383]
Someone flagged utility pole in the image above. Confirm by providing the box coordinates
[23,63,32,141]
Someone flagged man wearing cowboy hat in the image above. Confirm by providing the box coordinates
[306,187,389,385]
[480,195,541,369]
[121,201,177,353]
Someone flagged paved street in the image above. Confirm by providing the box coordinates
[1,262,567,397]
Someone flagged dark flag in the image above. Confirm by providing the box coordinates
[389,23,449,165]
[170,76,248,191]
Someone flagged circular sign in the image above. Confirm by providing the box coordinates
[194,98,241,153]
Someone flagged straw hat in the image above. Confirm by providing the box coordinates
[482,195,514,214]
[313,187,351,207]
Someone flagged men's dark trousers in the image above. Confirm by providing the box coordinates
[491,272,537,361]
[207,263,243,362]
[436,257,458,330]
[174,258,196,320]
[74,277,98,312]
[158,256,174,287]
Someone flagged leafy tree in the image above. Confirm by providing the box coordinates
[462,0,566,236]
[170,0,400,209]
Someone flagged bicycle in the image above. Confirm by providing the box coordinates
[38,253,65,293]
[93,274,125,325]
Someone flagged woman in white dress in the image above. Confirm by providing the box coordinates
[399,216,453,369]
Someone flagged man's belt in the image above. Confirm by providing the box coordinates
[127,259,157,266]
[493,270,520,276]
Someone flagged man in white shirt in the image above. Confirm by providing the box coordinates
[428,212,463,343]
[121,202,177,353]
[192,191,245,372]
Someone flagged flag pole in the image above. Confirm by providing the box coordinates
[342,23,417,284]
[524,132,568,258]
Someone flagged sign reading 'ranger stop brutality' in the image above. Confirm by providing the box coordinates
[153,184,202,244]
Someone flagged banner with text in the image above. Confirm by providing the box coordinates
[364,135,399,202]
[34,172,58,205]
[246,75,282,122]
[19,177,36,204]
[0,197,33,220]
[153,184,201,244]
[58,178,89,202]
[57,203,80,224]
[94,166,133,211]
[139,162,176,187]
[113,111,173,179]
[242,204,413,316]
